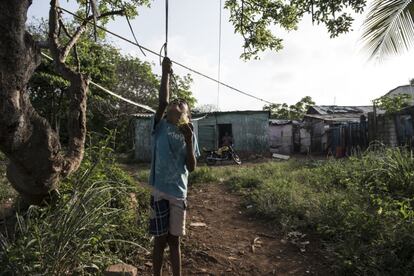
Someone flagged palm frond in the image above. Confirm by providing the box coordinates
[361,0,414,60]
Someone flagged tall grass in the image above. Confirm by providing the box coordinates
[0,133,151,275]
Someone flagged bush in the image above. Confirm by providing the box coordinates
[0,133,150,275]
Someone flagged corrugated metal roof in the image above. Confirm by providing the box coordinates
[131,113,153,118]
[385,85,414,97]
[308,105,374,115]
[194,110,270,117]
[133,110,269,118]
[384,85,414,106]
[304,113,365,123]
[269,119,292,125]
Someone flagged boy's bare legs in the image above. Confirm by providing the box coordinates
[168,234,181,276]
[153,235,168,276]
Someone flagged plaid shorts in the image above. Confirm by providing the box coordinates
[149,196,170,236]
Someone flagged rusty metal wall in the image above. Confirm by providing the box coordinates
[134,117,152,162]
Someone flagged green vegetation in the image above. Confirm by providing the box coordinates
[193,149,414,275]
[27,20,196,153]
[0,153,16,204]
[374,93,412,114]
[2,144,413,274]
[224,0,367,59]
[0,135,151,275]
[263,96,315,120]
[189,166,221,184]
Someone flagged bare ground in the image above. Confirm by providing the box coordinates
[127,164,331,276]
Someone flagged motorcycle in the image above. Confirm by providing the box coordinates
[203,145,242,165]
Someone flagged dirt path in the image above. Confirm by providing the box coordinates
[127,164,330,276]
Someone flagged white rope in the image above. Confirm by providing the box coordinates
[40,52,156,113]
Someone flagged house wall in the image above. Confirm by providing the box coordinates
[268,124,293,154]
[377,115,398,146]
[370,114,401,147]
[197,112,269,154]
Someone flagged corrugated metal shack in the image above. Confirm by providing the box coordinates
[133,113,153,162]
[133,110,270,162]
[194,110,270,156]
[268,119,298,154]
[304,106,371,156]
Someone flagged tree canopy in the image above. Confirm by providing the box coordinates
[263,96,315,120]
[224,0,367,59]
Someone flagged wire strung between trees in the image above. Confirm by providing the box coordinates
[59,7,275,105]
[41,52,156,113]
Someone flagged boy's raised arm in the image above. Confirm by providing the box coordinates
[155,57,172,124]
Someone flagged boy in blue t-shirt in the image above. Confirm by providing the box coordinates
[149,57,200,276]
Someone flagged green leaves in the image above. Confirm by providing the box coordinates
[224,0,367,59]
[361,0,414,60]
[373,93,412,113]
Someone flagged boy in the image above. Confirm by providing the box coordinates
[149,57,199,276]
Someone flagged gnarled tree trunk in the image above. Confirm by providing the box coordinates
[0,0,88,204]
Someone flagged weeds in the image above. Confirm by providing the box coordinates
[0,132,150,275]
[216,149,414,275]
[189,166,220,184]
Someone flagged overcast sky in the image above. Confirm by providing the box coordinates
[28,0,414,111]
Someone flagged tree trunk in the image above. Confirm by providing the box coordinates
[0,0,88,204]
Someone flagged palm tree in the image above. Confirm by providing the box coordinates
[361,0,414,60]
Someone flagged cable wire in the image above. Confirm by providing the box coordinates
[165,0,168,57]
[59,7,275,105]
[217,0,222,110]
[124,9,146,56]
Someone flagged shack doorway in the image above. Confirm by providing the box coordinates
[218,124,233,147]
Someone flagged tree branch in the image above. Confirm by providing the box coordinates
[61,9,124,62]
[49,0,89,178]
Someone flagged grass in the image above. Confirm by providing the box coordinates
[192,150,414,275]
[0,134,151,275]
[2,143,413,274]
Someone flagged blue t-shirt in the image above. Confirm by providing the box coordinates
[149,117,200,198]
